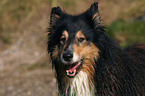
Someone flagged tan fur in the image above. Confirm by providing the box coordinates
[92,12,101,27]
[73,42,99,87]
[53,30,100,96]
[60,30,69,56]
[92,13,99,20]
[72,31,100,95]
[52,30,68,59]
[75,31,86,41]
[61,30,69,41]
[52,46,59,59]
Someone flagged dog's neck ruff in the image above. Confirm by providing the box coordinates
[64,71,95,96]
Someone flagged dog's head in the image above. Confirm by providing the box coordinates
[48,2,104,78]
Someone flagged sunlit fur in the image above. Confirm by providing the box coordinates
[48,2,145,96]
[50,31,99,96]
[65,71,94,96]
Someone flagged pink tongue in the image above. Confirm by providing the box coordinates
[66,62,81,76]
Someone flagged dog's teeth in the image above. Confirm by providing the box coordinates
[66,70,69,73]
[66,69,76,76]
[74,69,76,73]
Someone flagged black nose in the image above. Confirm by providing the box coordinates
[63,52,73,62]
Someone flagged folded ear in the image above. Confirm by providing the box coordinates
[87,2,101,25]
[50,7,64,25]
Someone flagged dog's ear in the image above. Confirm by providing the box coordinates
[87,2,101,25]
[50,7,63,25]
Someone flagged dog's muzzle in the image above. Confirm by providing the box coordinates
[62,52,73,62]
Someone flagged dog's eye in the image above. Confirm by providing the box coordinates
[78,38,85,43]
[60,37,66,44]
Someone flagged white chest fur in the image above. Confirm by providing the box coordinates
[65,71,94,96]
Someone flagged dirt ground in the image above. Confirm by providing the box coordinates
[0,4,58,96]
[0,62,57,96]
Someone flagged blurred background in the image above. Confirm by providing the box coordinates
[0,0,145,96]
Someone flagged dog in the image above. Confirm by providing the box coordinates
[47,2,145,96]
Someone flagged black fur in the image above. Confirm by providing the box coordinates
[48,2,145,96]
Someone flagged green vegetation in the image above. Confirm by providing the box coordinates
[0,35,11,43]
[106,20,145,47]
[0,0,50,44]
[0,0,144,48]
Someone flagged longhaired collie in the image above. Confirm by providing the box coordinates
[47,2,145,96]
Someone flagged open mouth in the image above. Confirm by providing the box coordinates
[65,60,83,78]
